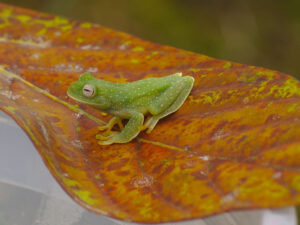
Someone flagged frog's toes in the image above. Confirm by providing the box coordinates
[96,133,113,140]
[96,131,119,140]
[144,117,159,134]
[102,130,117,136]
[98,139,115,145]
[97,135,119,145]
[97,133,124,145]
[98,125,109,131]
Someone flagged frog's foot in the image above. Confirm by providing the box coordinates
[96,132,121,145]
[98,125,110,131]
[98,129,115,136]
[98,137,116,145]
[98,138,116,145]
[96,131,118,141]
[98,117,124,133]
[142,116,159,134]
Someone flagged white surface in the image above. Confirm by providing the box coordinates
[0,111,67,200]
[0,110,297,225]
[262,208,297,225]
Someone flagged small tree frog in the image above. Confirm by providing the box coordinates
[67,72,194,145]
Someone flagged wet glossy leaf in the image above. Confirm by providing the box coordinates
[0,3,300,223]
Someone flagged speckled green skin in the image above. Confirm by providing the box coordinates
[67,72,194,145]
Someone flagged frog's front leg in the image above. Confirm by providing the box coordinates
[98,116,124,135]
[97,112,144,145]
[96,131,118,140]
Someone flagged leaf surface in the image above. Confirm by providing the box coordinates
[0,3,299,223]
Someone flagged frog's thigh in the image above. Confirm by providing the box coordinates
[154,76,193,118]
[114,112,144,144]
[146,77,193,133]
[148,79,184,116]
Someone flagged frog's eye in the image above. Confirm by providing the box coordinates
[82,84,95,97]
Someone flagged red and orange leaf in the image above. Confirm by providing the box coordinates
[0,3,300,223]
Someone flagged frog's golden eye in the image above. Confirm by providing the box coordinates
[82,84,95,97]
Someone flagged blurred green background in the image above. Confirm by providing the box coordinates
[2,0,300,79]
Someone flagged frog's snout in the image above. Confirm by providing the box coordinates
[67,82,80,98]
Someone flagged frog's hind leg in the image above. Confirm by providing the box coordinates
[145,76,194,133]
[142,116,159,134]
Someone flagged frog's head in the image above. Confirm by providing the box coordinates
[67,73,111,109]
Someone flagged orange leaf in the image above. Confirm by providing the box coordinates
[0,3,300,223]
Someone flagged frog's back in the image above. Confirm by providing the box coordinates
[139,72,182,85]
[128,72,182,89]
[105,73,185,110]
[124,73,182,99]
